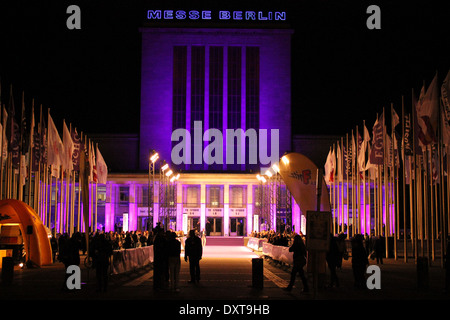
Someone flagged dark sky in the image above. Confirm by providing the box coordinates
[0,0,449,137]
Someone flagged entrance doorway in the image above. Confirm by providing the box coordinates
[230,218,245,236]
[138,216,153,231]
[206,217,222,236]
[188,217,201,233]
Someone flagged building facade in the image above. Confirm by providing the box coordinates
[82,25,339,236]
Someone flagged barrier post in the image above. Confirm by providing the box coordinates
[252,258,264,289]
[1,257,14,285]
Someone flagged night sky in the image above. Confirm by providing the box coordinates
[0,0,449,137]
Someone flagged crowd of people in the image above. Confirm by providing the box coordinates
[50,224,450,295]
[250,230,292,247]
[50,221,199,293]
[248,228,392,291]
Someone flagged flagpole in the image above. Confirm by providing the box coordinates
[383,107,390,258]
[440,97,447,267]
[341,137,344,235]
[0,105,3,201]
[401,96,408,262]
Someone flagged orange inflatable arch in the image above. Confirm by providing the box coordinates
[0,199,52,266]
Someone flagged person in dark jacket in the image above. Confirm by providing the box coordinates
[351,234,369,289]
[285,234,309,292]
[326,234,340,287]
[167,231,181,291]
[92,233,113,292]
[153,228,168,290]
[184,229,203,283]
[374,236,384,264]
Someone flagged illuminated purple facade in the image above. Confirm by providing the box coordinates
[139,28,293,172]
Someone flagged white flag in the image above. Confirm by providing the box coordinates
[47,113,63,173]
[358,125,371,171]
[324,148,335,185]
[62,121,74,172]
[96,144,108,184]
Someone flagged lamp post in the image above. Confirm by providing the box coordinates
[256,174,269,231]
[159,161,169,231]
[148,150,159,231]
[265,168,276,232]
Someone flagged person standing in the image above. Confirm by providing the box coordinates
[92,233,113,292]
[153,228,168,290]
[326,234,340,287]
[167,231,181,292]
[351,234,369,289]
[285,234,309,292]
[184,229,203,283]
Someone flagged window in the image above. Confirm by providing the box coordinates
[191,46,205,170]
[186,186,200,207]
[208,46,224,170]
[230,186,245,208]
[227,46,241,130]
[246,47,260,169]
[119,186,129,205]
[173,46,187,130]
[227,46,242,170]
[253,185,262,208]
[207,186,223,207]
[97,186,106,206]
[209,46,224,130]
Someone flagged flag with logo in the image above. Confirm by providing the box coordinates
[441,70,450,147]
[6,86,20,168]
[278,152,331,214]
[369,113,384,166]
[71,127,81,172]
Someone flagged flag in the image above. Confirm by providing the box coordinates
[1,106,7,166]
[324,147,335,184]
[6,86,20,168]
[392,107,400,129]
[88,140,97,183]
[30,103,40,172]
[62,121,74,172]
[403,112,413,156]
[47,112,64,176]
[358,124,371,171]
[278,152,331,213]
[413,88,424,155]
[337,143,343,182]
[71,127,81,171]
[20,92,29,155]
[96,144,108,184]
[369,113,384,166]
[417,73,439,146]
[441,70,450,147]
[79,143,90,250]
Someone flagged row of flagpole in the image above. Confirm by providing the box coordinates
[0,82,108,240]
[324,70,450,266]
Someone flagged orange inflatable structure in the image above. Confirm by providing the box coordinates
[0,199,52,266]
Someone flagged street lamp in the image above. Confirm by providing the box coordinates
[148,150,159,231]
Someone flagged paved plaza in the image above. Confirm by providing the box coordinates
[1,238,448,317]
